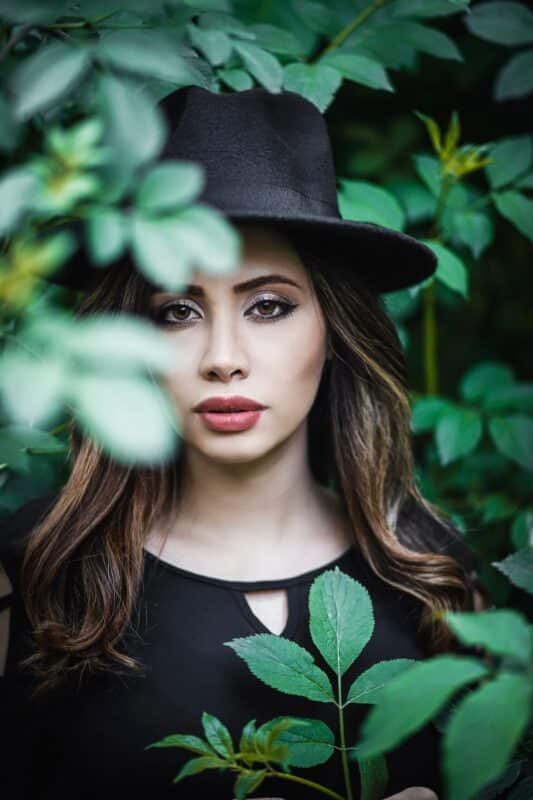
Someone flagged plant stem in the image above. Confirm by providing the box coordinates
[266,768,346,799]
[337,670,354,800]
[309,0,390,63]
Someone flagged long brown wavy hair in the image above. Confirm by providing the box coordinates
[19,221,483,700]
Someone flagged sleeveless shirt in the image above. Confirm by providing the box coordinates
[0,491,478,800]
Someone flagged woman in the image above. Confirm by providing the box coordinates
[0,86,487,799]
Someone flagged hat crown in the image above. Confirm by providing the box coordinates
[158,86,341,217]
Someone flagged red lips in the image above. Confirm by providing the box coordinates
[194,395,266,413]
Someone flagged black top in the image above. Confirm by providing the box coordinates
[0,492,475,799]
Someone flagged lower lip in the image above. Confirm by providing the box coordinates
[197,410,264,431]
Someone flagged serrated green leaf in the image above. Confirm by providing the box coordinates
[493,548,533,596]
[130,214,192,290]
[356,655,489,760]
[346,659,417,705]
[451,209,493,259]
[444,609,532,665]
[201,711,234,758]
[186,23,233,66]
[233,768,268,800]
[238,718,257,755]
[309,568,374,676]
[435,407,483,464]
[282,62,342,112]
[488,415,533,472]
[224,633,335,702]
[257,716,335,767]
[217,67,254,91]
[443,673,532,800]
[144,732,215,755]
[172,754,226,783]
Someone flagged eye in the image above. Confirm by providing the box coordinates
[152,295,298,326]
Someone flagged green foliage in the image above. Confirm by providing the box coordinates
[145,566,532,800]
[0,2,531,795]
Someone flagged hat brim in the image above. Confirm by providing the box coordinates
[46,213,436,295]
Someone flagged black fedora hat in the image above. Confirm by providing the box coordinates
[49,85,437,294]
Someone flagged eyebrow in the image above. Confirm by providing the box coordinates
[154,274,302,298]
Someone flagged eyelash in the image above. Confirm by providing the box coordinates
[153,295,298,327]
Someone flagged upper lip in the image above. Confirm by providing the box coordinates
[194,395,267,413]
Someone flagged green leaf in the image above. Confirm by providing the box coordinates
[319,52,393,92]
[172,754,226,783]
[356,655,489,760]
[247,23,304,57]
[309,568,374,677]
[0,169,40,236]
[10,41,91,120]
[451,210,493,259]
[444,609,532,665]
[223,632,335,702]
[483,383,533,414]
[86,208,127,266]
[391,0,470,18]
[136,161,205,212]
[282,62,343,113]
[201,711,234,758]
[412,154,441,196]
[486,135,533,189]
[257,716,335,767]
[0,347,68,425]
[511,512,533,549]
[488,415,533,472]
[356,753,389,800]
[69,372,178,465]
[0,0,65,24]
[99,73,166,174]
[217,67,254,91]
[459,362,515,404]
[495,49,533,101]
[238,718,257,754]
[420,240,468,297]
[186,23,233,66]
[493,548,533,596]
[346,659,417,705]
[233,769,268,800]
[232,40,284,92]
[292,0,341,36]
[493,190,533,242]
[65,314,175,373]
[159,204,241,275]
[96,29,205,85]
[435,407,483,465]
[465,2,533,46]
[443,673,532,800]
[386,21,462,61]
[197,11,257,40]
[338,180,405,231]
[144,733,215,755]
[411,396,453,433]
[130,214,192,291]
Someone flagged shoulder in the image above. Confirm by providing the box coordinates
[0,491,60,596]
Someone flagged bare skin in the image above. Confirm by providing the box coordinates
[145,222,354,581]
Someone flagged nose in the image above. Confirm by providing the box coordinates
[198,311,248,382]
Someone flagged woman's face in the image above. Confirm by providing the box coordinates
[149,223,329,464]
